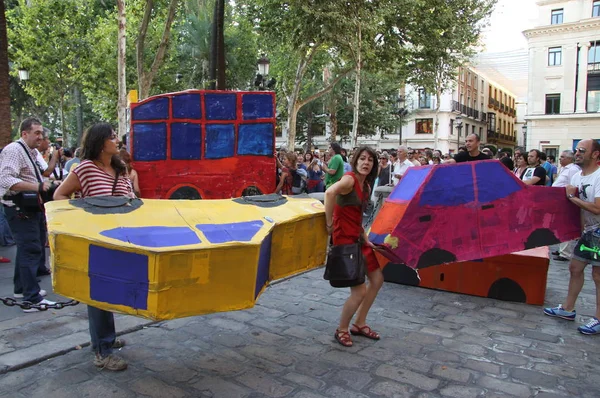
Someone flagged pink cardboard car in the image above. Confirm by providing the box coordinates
[369,160,581,269]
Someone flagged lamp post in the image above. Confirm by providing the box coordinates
[522,123,527,149]
[18,68,29,82]
[396,95,408,145]
[455,116,463,151]
[255,55,276,91]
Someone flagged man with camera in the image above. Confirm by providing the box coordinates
[0,117,56,311]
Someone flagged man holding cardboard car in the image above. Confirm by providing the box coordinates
[0,117,56,311]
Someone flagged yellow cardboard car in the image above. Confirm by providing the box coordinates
[46,195,326,320]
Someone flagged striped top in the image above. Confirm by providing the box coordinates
[72,160,132,198]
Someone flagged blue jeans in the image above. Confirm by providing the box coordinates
[5,206,44,303]
[0,205,14,246]
[88,306,116,357]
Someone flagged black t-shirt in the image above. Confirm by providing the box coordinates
[522,166,546,186]
[453,151,491,163]
[378,164,392,186]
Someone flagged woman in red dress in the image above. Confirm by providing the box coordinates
[324,145,382,347]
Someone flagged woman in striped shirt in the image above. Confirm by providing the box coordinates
[54,123,133,371]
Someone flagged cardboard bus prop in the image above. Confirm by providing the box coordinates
[369,160,581,271]
[46,195,327,321]
[129,90,276,199]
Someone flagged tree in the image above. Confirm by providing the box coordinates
[403,0,496,148]
[0,0,11,146]
[136,0,179,99]
[117,0,127,138]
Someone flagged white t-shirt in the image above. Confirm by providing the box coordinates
[552,163,580,188]
[571,167,600,230]
[392,159,414,186]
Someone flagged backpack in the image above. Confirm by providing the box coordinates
[290,168,307,194]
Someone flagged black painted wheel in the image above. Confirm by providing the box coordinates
[417,249,457,269]
[487,278,526,303]
[241,186,263,197]
[169,186,202,200]
[525,228,559,250]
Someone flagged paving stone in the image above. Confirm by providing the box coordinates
[489,334,533,348]
[493,343,522,354]
[464,359,501,376]
[241,344,296,366]
[481,307,519,318]
[191,375,250,398]
[510,368,558,388]
[439,385,485,398]
[322,350,377,370]
[324,385,371,398]
[535,393,570,398]
[333,369,372,391]
[368,381,414,397]
[533,363,579,379]
[291,391,327,398]
[74,378,136,398]
[441,339,487,356]
[494,352,529,366]
[375,364,440,391]
[432,364,472,383]
[525,330,560,343]
[405,331,441,345]
[432,304,464,315]
[283,372,325,390]
[390,355,432,374]
[420,326,455,338]
[477,376,531,397]
[236,371,294,398]
[523,348,561,362]
[129,376,187,398]
[425,350,461,363]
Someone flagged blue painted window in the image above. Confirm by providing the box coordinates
[475,162,522,203]
[99,226,201,247]
[255,233,272,298]
[419,164,475,206]
[242,94,273,120]
[171,123,201,160]
[196,220,264,243]
[89,245,149,310]
[132,123,167,161]
[388,167,432,201]
[205,93,236,120]
[132,97,169,120]
[238,123,274,156]
[172,94,202,120]
[205,124,235,159]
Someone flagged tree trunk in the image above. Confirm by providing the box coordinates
[350,25,362,149]
[306,111,313,152]
[208,0,218,90]
[0,1,11,147]
[434,87,441,149]
[216,0,225,89]
[136,0,179,99]
[74,85,84,145]
[60,95,67,145]
[328,93,337,142]
[117,0,127,140]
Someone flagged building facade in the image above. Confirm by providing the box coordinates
[524,0,600,158]
[276,69,518,154]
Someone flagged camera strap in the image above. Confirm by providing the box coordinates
[17,141,44,184]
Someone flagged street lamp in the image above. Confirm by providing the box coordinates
[455,116,463,151]
[396,95,408,145]
[255,55,276,90]
[18,68,29,81]
[522,123,527,149]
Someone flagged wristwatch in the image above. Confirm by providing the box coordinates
[568,194,575,198]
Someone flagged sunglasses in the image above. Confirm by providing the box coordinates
[575,148,587,154]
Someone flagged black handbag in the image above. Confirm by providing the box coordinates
[323,242,366,288]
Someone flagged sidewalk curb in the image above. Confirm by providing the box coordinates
[0,320,158,375]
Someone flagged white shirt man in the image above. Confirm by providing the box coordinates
[392,146,414,186]
[553,150,580,188]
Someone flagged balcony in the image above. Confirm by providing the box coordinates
[488,98,500,109]
[452,100,480,121]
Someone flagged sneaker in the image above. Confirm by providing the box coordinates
[543,304,576,320]
[93,353,128,371]
[23,298,55,313]
[578,317,600,335]
[14,290,47,299]
[113,338,126,349]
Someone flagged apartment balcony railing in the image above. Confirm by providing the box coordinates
[452,100,480,120]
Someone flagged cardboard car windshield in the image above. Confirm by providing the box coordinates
[369,160,581,270]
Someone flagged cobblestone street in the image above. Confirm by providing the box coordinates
[1,244,599,397]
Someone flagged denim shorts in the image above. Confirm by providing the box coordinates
[572,232,600,266]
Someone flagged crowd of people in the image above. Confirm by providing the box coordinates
[2,120,600,373]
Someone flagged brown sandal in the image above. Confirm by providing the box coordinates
[350,324,380,340]
[334,329,353,347]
